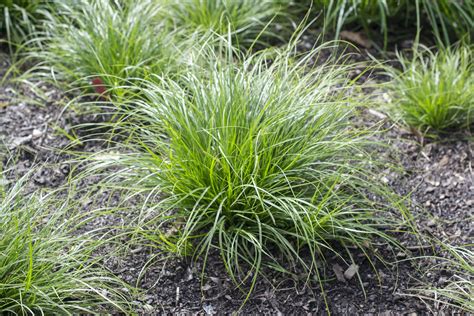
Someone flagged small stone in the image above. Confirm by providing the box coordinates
[186,269,193,281]
[426,219,436,227]
[202,283,212,291]
[130,247,143,254]
[32,129,43,139]
[396,251,407,258]
[143,304,154,313]
[425,186,436,193]
[203,303,215,315]
[209,277,220,284]
[344,264,359,280]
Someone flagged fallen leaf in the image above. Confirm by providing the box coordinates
[91,76,110,100]
[31,129,43,139]
[439,155,449,167]
[340,31,372,48]
[333,264,346,282]
[92,76,107,95]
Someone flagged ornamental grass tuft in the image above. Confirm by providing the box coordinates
[296,0,473,47]
[0,0,48,49]
[35,0,181,98]
[386,45,473,134]
[163,0,291,50]
[95,45,409,306]
[0,173,131,314]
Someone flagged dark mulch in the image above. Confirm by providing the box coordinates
[0,53,111,187]
[1,49,471,315]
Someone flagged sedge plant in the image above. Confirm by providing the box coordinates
[0,0,49,50]
[95,43,411,308]
[164,0,291,50]
[35,0,182,99]
[385,45,473,134]
[0,172,131,314]
[294,0,473,47]
[406,242,473,312]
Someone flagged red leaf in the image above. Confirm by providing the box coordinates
[91,77,107,96]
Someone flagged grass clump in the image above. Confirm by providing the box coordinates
[386,45,473,134]
[300,0,473,47]
[407,243,473,312]
[165,0,289,49]
[37,0,179,99]
[104,46,407,304]
[0,173,130,314]
[0,0,48,48]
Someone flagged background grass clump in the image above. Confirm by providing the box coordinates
[406,242,474,313]
[102,46,407,299]
[386,45,473,134]
[0,0,48,47]
[0,173,130,314]
[164,0,291,49]
[301,0,473,46]
[37,0,180,99]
